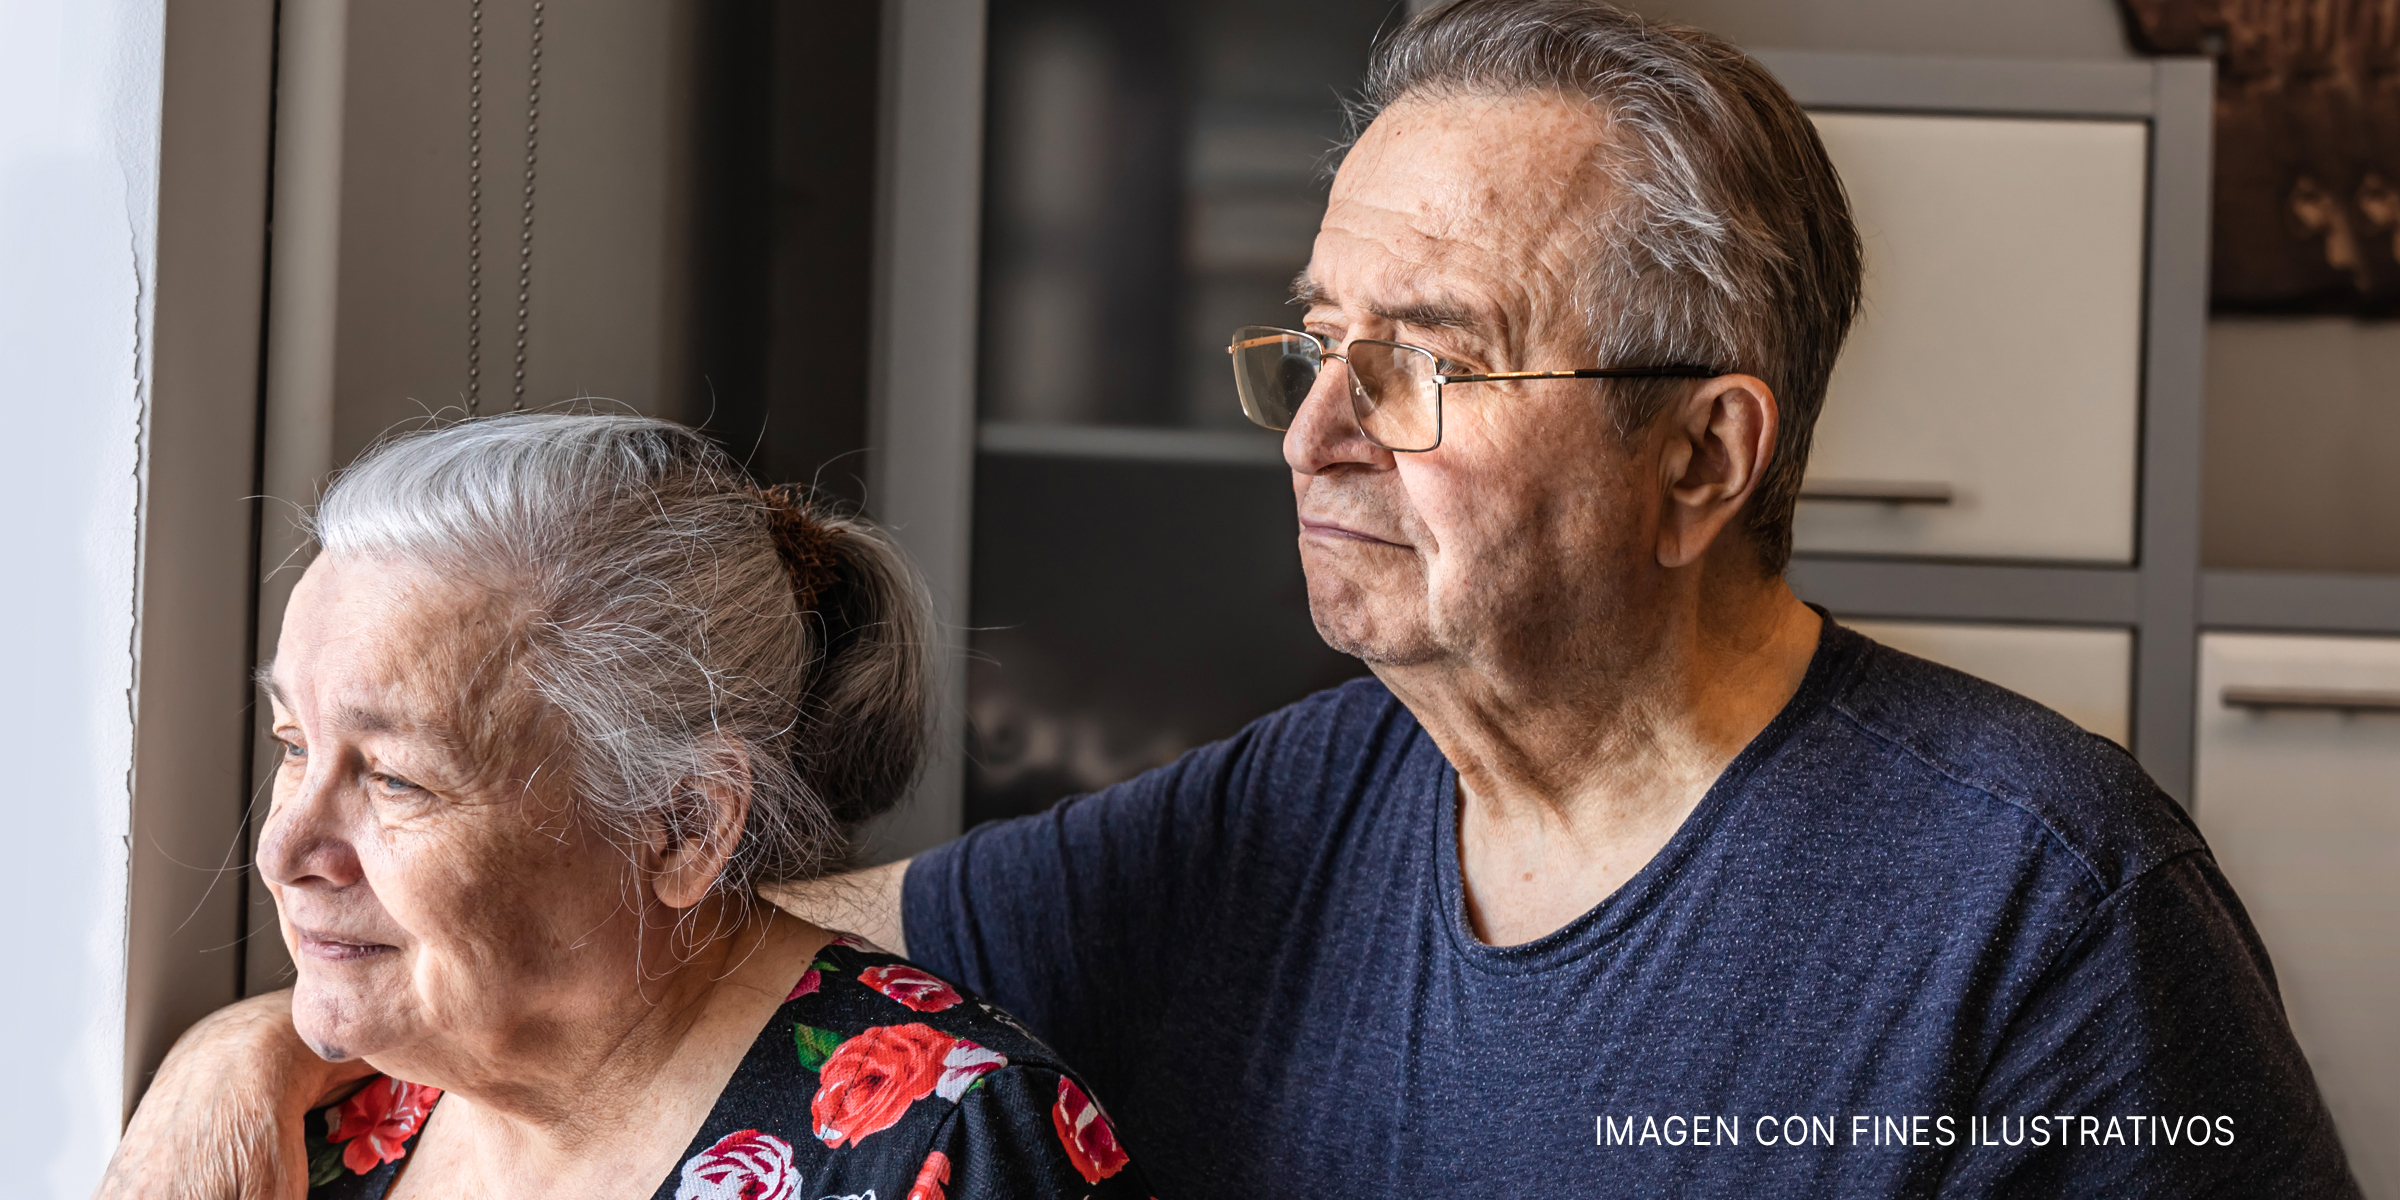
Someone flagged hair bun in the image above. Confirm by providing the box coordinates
[754,484,843,614]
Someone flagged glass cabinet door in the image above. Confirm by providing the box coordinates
[966,0,1404,824]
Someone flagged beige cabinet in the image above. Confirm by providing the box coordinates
[2196,633,2400,1198]
[1797,113,2148,563]
[1846,620,2131,744]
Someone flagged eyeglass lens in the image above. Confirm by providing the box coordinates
[1227,326,1443,453]
[1228,327,1319,431]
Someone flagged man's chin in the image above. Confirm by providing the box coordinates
[1301,561,1442,666]
[1309,606,1442,667]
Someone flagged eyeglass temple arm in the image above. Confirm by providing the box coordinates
[1434,366,1719,384]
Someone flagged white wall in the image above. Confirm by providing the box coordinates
[0,0,162,1191]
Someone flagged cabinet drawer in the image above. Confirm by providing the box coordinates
[1846,620,2129,744]
[1796,113,2147,563]
[2196,633,2400,1196]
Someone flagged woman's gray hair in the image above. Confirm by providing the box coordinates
[1354,0,1862,573]
[311,412,931,891]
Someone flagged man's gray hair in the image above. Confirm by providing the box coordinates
[311,412,931,891]
[1357,0,1862,572]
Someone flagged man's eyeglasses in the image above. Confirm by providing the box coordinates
[1227,325,1718,453]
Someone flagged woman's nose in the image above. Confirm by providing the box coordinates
[256,763,364,891]
[1284,358,1387,475]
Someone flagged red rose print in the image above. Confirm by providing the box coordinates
[785,969,821,1002]
[935,1038,1008,1102]
[673,1129,797,1200]
[326,1076,441,1176]
[811,1023,952,1147]
[906,1149,951,1200]
[1051,1075,1130,1184]
[858,964,962,1013]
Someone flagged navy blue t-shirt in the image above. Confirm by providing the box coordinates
[903,621,2358,1197]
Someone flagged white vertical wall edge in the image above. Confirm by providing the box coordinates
[865,0,987,859]
[0,0,164,1189]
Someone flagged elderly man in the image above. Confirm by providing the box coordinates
[113,1,2356,1196]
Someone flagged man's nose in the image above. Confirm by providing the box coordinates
[1284,359,1391,475]
[256,760,364,892]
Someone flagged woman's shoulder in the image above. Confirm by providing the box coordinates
[793,936,1066,1064]
[684,934,1149,1198]
[298,937,1150,1199]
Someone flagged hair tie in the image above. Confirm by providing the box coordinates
[753,484,842,614]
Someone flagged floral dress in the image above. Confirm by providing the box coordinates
[302,938,1150,1199]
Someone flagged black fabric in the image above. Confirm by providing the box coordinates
[904,620,2361,1197]
[304,940,1149,1199]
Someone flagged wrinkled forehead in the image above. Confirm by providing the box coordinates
[1314,92,1615,318]
[269,555,529,743]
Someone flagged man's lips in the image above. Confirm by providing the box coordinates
[293,927,399,962]
[1300,518,1405,548]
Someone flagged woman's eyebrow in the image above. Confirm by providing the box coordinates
[330,703,402,735]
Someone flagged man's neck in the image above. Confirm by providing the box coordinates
[1377,578,1822,946]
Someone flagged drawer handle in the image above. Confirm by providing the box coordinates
[2221,686,2400,714]
[1798,479,1954,505]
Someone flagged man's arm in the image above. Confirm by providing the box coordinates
[94,989,374,1200]
[761,858,910,957]
[86,858,895,1200]
[92,865,907,1200]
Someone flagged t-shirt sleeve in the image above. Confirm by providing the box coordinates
[907,1065,1152,1199]
[901,717,1267,1058]
[1938,850,2361,1198]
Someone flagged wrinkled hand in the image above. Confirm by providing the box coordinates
[94,990,373,1200]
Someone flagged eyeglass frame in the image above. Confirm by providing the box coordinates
[1227,326,1721,452]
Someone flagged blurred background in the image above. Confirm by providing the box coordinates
[5,0,2394,1192]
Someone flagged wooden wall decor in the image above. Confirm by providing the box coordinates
[2118,0,2400,314]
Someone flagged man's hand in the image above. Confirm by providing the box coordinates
[94,990,373,1200]
[762,859,910,956]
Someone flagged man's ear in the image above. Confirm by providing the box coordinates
[639,738,753,910]
[1655,373,1778,570]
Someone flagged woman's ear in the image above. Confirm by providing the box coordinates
[641,739,753,910]
[1656,373,1779,570]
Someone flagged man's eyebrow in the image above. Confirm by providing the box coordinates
[1285,275,1484,334]
[1366,298,1481,332]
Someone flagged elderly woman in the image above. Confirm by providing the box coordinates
[220,414,1142,1199]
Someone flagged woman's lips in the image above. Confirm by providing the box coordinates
[294,928,399,962]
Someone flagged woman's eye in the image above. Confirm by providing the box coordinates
[370,773,421,796]
[280,740,306,762]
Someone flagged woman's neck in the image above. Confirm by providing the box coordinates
[384,902,830,1200]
